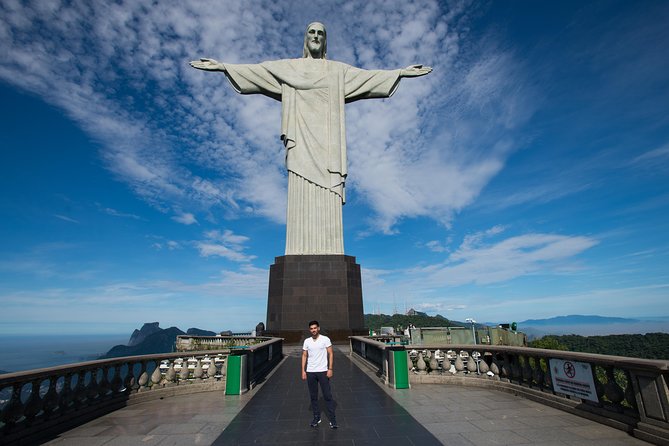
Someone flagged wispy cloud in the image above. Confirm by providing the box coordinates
[479,181,594,212]
[152,240,181,251]
[366,227,598,292]
[53,214,79,224]
[359,226,599,316]
[195,229,255,262]
[460,225,506,251]
[99,205,142,220]
[632,143,669,164]
[347,20,538,232]
[414,302,467,314]
[1,267,268,306]
[172,212,198,225]
[0,254,99,282]
[455,283,669,322]
[420,231,599,287]
[425,240,448,253]
[0,266,269,332]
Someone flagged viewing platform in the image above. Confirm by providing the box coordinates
[35,347,654,445]
[1,337,668,445]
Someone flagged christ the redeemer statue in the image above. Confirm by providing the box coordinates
[191,22,431,255]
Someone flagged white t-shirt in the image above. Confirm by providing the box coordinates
[303,334,332,372]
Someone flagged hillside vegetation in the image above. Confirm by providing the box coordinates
[529,333,669,360]
[364,313,461,330]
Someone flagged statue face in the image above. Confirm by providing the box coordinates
[305,23,326,58]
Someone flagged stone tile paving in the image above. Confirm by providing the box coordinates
[43,345,654,445]
[360,348,652,446]
[43,381,256,446]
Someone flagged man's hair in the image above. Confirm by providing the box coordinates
[302,22,327,59]
[308,320,320,327]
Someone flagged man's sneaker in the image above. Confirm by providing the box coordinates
[329,420,338,429]
[310,416,321,428]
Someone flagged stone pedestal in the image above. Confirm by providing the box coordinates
[265,255,366,343]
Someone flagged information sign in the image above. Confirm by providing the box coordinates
[549,358,599,402]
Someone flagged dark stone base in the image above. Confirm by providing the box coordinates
[263,328,368,345]
[266,255,365,343]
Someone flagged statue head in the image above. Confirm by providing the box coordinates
[303,22,327,59]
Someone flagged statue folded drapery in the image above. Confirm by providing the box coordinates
[223,59,401,254]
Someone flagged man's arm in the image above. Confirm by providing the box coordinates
[326,346,333,378]
[301,350,308,380]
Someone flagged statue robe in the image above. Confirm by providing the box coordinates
[223,58,401,254]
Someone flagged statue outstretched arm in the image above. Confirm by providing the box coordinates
[189,58,226,72]
[191,59,282,98]
[400,64,432,77]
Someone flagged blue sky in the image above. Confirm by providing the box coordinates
[1,0,668,335]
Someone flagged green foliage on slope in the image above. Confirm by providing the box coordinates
[364,313,461,330]
[528,336,569,351]
[529,333,669,359]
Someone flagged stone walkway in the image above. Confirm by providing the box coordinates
[44,346,652,445]
[210,348,440,445]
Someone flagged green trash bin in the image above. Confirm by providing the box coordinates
[387,346,410,389]
[225,352,248,395]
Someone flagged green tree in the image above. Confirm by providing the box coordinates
[529,333,669,359]
[364,313,457,332]
[529,336,569,351]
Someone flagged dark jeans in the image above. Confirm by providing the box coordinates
[306,371,336,420]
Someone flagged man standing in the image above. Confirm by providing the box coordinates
[302,320,337,428]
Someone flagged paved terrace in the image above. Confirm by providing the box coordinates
[44,346,651,446]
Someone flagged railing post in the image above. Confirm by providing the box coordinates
[629,369,669,427]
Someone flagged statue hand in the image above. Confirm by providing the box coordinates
[189,58,225,72]
[401,64,432,77]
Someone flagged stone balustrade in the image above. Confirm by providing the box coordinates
[350,337,669,445]
[0,336,282,445]
[175,334,268,351]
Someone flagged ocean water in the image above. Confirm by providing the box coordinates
[0,334,128,374]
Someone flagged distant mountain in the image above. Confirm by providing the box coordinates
[519,326,549,340]
[520,315,639,326]
[187,328,217,336]
[128,322,162,346]
[100,324,225,359]
[101,326,185,358]
[0,370,8,375]
[515,315,669,337]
